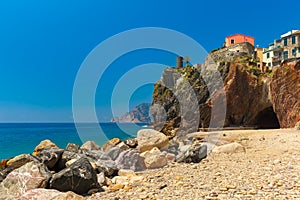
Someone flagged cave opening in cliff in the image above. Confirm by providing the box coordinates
[253,107,280,129]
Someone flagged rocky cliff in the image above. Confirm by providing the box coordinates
[150,56,297,136]
[270,65,300,128]
[111,103,151,123]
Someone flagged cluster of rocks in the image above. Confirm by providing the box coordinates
[0,129,209,199]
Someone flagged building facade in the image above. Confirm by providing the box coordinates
[225,34,255,47]
[263,30,300,67]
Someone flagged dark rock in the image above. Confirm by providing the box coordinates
[94,159,117,177]
[50,157,99,195]
[38,148,64,169]
[176,143,207,163]
[124,138,138,148]
[66,143,80,153]
[82,150,118,177]
[57,151,82,170]
[115,150,146,171]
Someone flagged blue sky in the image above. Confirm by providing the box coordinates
[0,0,299,122]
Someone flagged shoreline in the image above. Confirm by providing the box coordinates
[1,128,299,199]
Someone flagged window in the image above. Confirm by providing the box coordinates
[298,47,300,53]
[292,36,296,44]
[283,51,288,59]
[284,38,288,46]
[292,49,297,57]
[268,63,271,67]
[267,52,270,58]
[231,39,235,44]
[278,52,282,58]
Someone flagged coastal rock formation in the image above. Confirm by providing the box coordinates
[151,60,284,135]
[270,65,300,127]
[110,103,152,123]
[49,157,99,195]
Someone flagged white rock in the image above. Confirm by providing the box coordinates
[212,142,245,154]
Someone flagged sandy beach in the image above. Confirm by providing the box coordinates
[91,129,300,199]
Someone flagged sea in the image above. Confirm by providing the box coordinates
[0,123,150,160]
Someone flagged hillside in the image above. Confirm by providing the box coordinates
[111,103,152,123]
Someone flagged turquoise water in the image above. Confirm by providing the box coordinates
[0,123,148,160]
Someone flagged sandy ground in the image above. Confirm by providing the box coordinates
[89,129,300,200]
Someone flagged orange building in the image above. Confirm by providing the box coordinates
[225,34,255,47]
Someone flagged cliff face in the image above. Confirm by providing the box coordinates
[111,103,151,123]
[151,60,282,136]
[270,65,300,128]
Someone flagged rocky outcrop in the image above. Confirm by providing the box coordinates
[111,103,152,123]
[270,65,300,127]
[151,62,277,136]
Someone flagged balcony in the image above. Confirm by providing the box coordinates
[273,46,283,52]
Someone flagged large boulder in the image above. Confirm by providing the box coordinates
[0,154,40,182]
[212,142,245,154]
[0,161,51,199]
[115,150,146,171]
[38,148,64,169]
[94,159,117,177]
[49,157,99,195]
[32,139,59,156]
[57,151,82,170]
[176,143,207,163]
[137,129,169,152]
[141,147,168,169]
[81,141,101,151]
